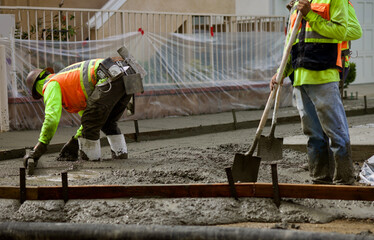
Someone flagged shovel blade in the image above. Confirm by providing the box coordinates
[257,135,283,161]
[231,153,261,182]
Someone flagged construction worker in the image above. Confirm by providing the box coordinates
[287,0,359,88]
[24,49,143,169]
[271,0,362,185]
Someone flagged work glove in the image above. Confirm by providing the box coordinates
[126,95,135,116]
[57,136,79,161]
[23,142,48,168]
[297,0,312,16]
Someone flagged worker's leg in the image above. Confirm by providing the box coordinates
[80,79,126,160]
[301,82,355,185]
[101,93,132,135]
[101,93,132,159]
[294,86,334,184]
[82,79,126,139]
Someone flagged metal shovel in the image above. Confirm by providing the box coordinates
[231,11,304,182]
[257,3,303,162]
[257,82,283,161]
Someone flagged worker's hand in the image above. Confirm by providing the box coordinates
[23,142,47,167]
[270,73,284,91]
[297,0,312,16]
[286,0,296,11]
[57,137,79,161]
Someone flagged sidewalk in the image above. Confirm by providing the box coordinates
[345,83,374,98]
[1,83,374,160]
[0,106,299,150]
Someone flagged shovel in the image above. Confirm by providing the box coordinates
[257,70,284,161]
[257,6,296,162]
[257,2,307,162]
[231,11,304,182]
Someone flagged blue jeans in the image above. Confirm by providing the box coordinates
[294,82,354,185]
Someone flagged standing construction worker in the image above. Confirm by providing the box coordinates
[24,48,144,171]
[271,0,362,185]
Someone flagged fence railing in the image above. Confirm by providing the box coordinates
[0,6,286,96]
[1,6,285,40]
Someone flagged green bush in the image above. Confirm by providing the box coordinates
[344,62,356,88]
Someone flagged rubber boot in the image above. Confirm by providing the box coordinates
[333,147,355,185]
[78,138,101,161]
[107,134,128,159]
[307,140,334,185]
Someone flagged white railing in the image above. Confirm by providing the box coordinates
[1,6,285,40]
[0,6,286,95]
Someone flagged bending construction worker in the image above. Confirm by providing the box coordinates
[271,0,362,185]
[24,47,144,170]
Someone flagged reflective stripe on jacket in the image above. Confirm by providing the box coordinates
[289,0,342,71]
[341,41,350,68]
[43,59,103,113]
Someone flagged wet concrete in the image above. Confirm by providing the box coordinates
[0,114,374,227]
[1,88,374,232]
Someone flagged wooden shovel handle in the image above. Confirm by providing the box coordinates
[245,12,304,156]
[269,82,283,138]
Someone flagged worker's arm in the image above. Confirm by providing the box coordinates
[302,0,348,41]
[24,81,62,164]
[57,110,83,161]
[271,55,293,90]
[74,111,84,139]
[345,2,362,41]
[38,81,62,145]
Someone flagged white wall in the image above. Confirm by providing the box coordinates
[272,0,292,17]
[235,0,271,16]
[236,0,292,17]
[351,0,374,84]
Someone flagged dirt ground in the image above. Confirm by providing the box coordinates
[0,114,374,236]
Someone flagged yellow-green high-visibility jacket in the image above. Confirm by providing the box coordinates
[35,59,104,144]
[282,0,355,86]
[341,1,362,68]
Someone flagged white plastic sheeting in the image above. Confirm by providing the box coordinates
[2,31,293,130]
[360,155,374,186]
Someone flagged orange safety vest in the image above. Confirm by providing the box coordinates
[289,0,343,71]
[43,59,103,113]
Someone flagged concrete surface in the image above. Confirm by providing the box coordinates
[0,84,374,230]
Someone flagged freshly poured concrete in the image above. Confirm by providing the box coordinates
[0,114,373,231]
[1,84,374,234]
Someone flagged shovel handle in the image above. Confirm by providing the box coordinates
[269,8,294,139]
[245,12,303,156]
[269,82,283,138]
[246,86,278,155]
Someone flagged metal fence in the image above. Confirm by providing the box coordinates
[0,6,286,95]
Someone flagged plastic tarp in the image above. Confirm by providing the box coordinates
[359,155,374,186]
[1,31,293,130]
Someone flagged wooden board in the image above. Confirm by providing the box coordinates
[0,183,372,201]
